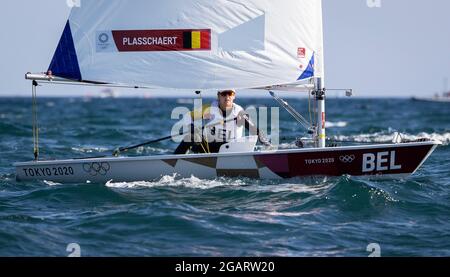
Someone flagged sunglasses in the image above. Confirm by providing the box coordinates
[219,90,235,96]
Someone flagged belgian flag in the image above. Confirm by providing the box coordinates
[183,30,211,50]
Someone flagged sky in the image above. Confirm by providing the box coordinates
[0,0,449,98]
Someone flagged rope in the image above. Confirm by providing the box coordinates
[204,138,210,153]
[310,88,317,148]
[308,83,312,128]
[199,139,209,154]
[198,91,211,154]
[32,80,39,160]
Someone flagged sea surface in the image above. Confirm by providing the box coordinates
[0,97,449,256]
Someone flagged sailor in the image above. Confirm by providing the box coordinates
[174,89,271,154]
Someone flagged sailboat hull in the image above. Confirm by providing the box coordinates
[14,141,439,184]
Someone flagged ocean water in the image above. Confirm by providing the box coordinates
[0,97,449,257]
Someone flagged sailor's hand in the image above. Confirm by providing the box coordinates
[237,111,249,122]
[236,111,250,127]
[259,136,272,147]
[262,141,272,148]
[203,111,213,120]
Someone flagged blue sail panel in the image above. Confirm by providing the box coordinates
[48,21,82,81]
[297,54,315,80]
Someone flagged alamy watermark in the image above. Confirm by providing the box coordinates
[366,0,382,8]
[170,99,280,146]
[66,0,81,8]
[367,243,381,257]
[66,243,81,257]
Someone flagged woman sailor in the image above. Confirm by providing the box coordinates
[174,89,271,154]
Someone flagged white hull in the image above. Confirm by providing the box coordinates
[14,141,440,184]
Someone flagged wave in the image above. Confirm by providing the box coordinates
[325,177,399,211]
[331,131,450,145]
[105,174,335,195]
[71,146,111,153]
[106,174,247,190]
[71,145,170,155]
[43,180,62,186]
[0,122,29,136]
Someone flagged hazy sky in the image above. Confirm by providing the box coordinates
[0,0,449,97]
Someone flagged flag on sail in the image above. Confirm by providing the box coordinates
[183,30,211,50]
[48,0,324,90]
[98,29,212,52]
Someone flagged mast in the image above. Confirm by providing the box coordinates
[315,77,326,148]
[315,0,326,148]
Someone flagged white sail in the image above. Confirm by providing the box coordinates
[48,0,324,90]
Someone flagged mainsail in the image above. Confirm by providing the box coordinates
[48,0,324,90]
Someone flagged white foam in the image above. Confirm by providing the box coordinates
[134,146,170,155]
[249,182,331,194]
[265,211,314,217]
[71,146,110,153]
[43,180,62,186]
[332,132,450,145]
[72,145,169,155]
[105,174,336,194]
[325,121,348,128]
[106,174,246,190]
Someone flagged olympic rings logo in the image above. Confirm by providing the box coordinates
[339,155,355,163]
[82,162,110,176]
[98,33,109,44]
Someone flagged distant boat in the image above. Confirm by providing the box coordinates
[99,88,118,99]
[412,92,450,103]
[412,78,450,103]
[83,88,118,99]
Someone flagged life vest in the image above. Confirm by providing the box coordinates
[183,101,244,143]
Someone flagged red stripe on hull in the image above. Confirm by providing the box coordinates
[256,144,434,178]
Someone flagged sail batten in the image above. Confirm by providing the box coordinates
[48,0,324,91]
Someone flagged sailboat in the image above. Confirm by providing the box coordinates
[412,93,450,103]
[412,78,450,103]
[15,0,440,183]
